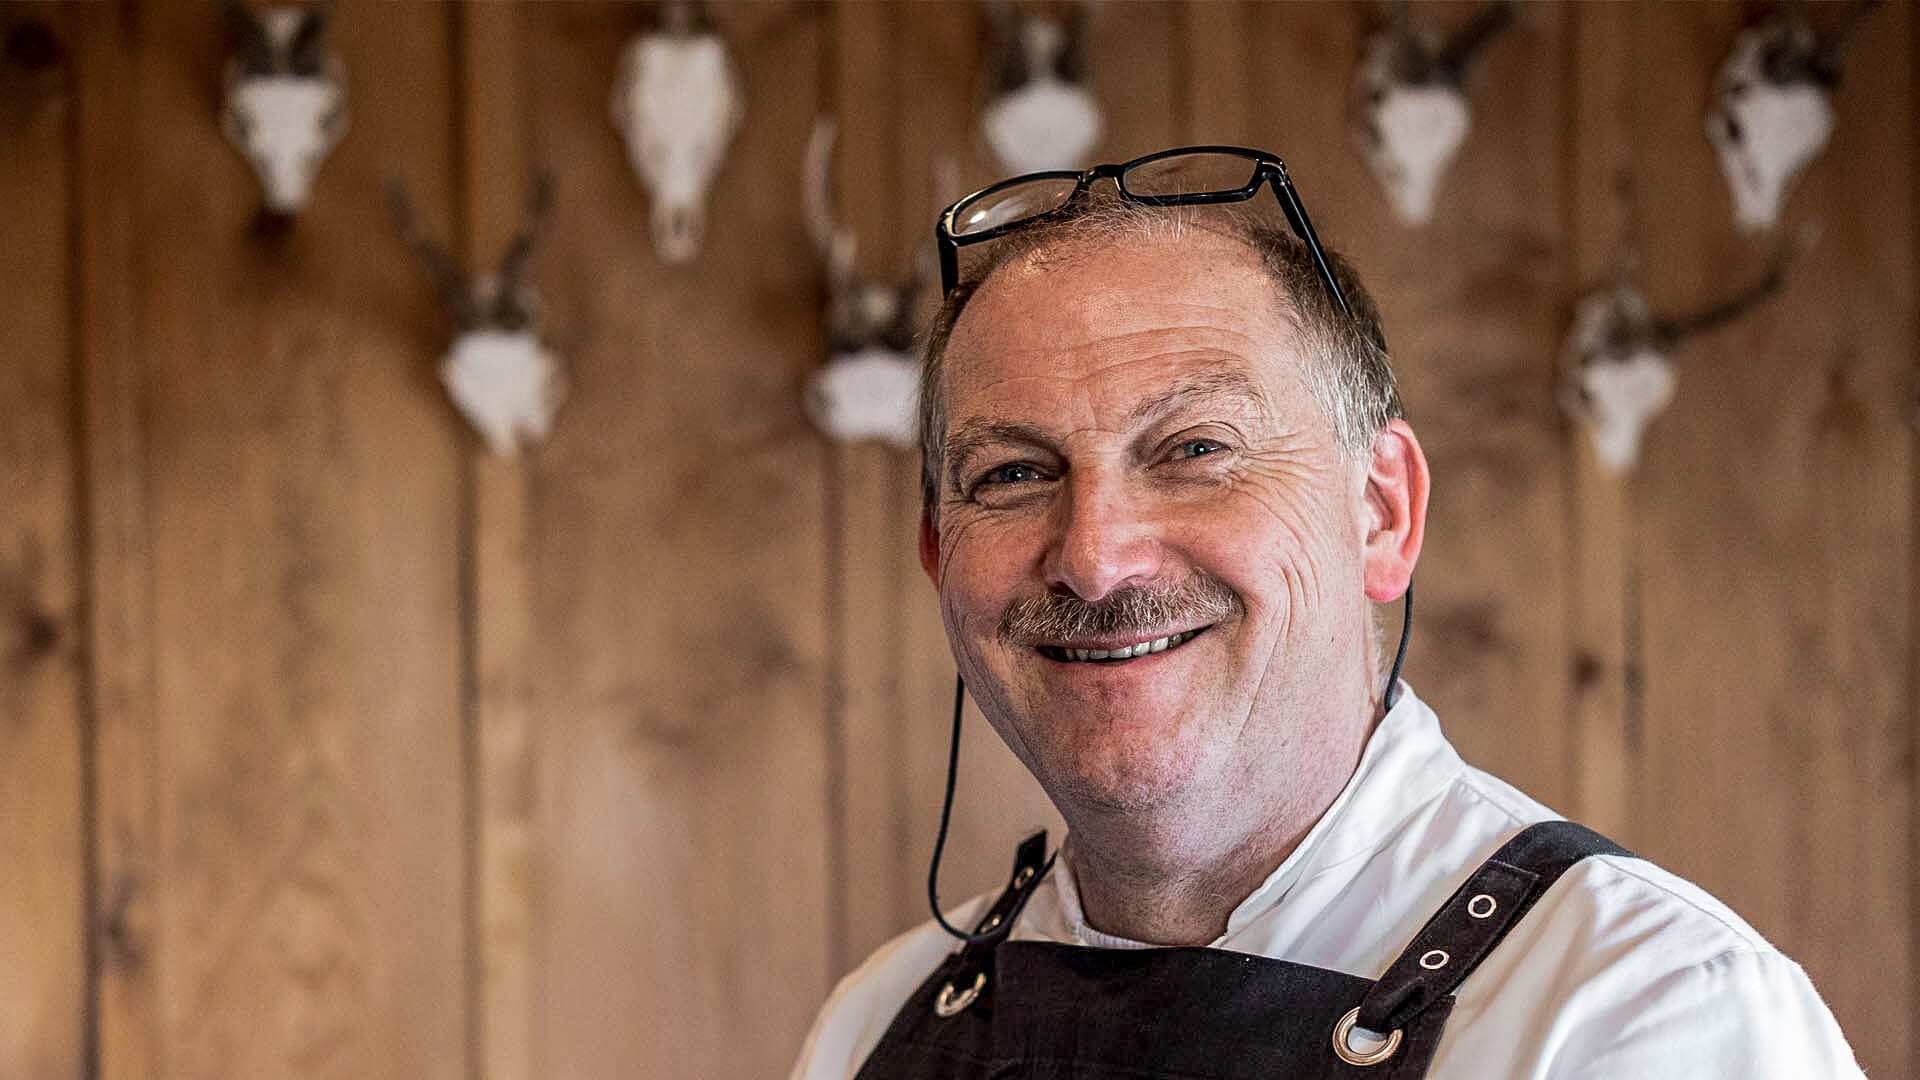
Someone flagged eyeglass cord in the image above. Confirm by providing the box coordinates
[927,582,1414,944]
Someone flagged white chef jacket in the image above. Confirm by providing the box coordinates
[790,685,1864,1079]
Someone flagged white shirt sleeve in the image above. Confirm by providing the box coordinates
[1550,948,1865,1079]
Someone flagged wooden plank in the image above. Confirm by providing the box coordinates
[823,0,910,978]
[0,7,84,1078]
[520,4,831,1076]
[1182,1,1251,146]
[1563,1,1636,839]
[458,4,537,1079]
[1243,2,1577,812]
[115,2,470,1076]
[1912,0,1920,1059]
[72,3,159,1078]
[1625,3,1911,1072]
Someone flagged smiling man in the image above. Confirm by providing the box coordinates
[791,149,1860,1079]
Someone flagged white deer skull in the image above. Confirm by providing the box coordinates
[800,118,927,449]
[1707,1,1878,233]
[1559,287,1675,472]
[220,1,346,217]
[1560,261,1786,471]
[1351,1,1515,226]
[610,2,744,264]
[388,176,566,457]
[980,2,1103,175]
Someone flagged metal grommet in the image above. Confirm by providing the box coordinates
[934,972,986,1018]
[1467,893,1497,919]
[977,912,1003,933]
[1419,949,1450,970]
[1012,865,1036,888]
[1331,1007,1402,1067]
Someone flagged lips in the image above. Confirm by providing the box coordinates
[1037,627,1206,663]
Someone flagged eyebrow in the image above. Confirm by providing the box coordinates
[1124,367,1270,426]
[940,368,1270,491]
[943,419,1055,490]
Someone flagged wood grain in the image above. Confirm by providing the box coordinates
[520,4,831,1076]
[459,5,538,1080]
[1626,5,1913,1073]
[1561,0,1637,842]
[0,6,83,1078]
[110,2,470,1076]
[72,4,159,1078]
[823,0,912,977]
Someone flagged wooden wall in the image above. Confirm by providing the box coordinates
[0,2,1912,1077]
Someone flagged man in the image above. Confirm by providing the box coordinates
[791,148,1860,1078]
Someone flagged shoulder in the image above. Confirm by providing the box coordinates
[787,895,990,1080]
[1431,775,1861,1076]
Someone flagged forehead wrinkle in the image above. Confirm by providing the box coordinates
[1124,366,1272,427]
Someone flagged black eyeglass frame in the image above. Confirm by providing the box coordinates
[935,145,1354,318]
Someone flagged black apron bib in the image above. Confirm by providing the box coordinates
[856,822,1627,1079]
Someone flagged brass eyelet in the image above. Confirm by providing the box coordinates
[1331,1006,1402,1066]
[934,972,986,1018]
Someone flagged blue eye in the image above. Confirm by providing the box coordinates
[982,462,1040,485]
[1174,439,1224,459]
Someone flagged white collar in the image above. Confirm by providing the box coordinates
[1044,684,1464,948]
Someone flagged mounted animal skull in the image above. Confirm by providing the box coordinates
[220,1,346,218]
[388,176,566,457]
[800,118,928,449]
[1708,0,1881,232]
[610,0,744,264]
[1351,1,1516,226]
[980,1,1103,175]
[1560,258,1788,471]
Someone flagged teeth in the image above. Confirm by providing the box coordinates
[1055,630,1198,663]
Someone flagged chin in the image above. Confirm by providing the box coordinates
[1018,705,1225,816]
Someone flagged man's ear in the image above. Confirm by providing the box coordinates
[919,510,942,586]
[1362,419,1429,602]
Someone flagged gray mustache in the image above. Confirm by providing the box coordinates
[999,577,1241,645]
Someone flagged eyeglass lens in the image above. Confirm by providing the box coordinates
[1120,151,1263,198]
[950,176,1084,238]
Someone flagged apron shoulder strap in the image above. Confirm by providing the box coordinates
[1355,820,1631,1036]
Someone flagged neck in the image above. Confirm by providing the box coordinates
[1063,695,1385,947]
[1066,813,1311,946]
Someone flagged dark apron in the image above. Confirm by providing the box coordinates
[855,821,1626,1079]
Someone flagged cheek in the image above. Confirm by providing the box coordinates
[935,514,1034,629]
[1182,479,1361,608]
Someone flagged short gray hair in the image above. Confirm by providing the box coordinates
[918,193,1400,514]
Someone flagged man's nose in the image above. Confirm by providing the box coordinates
[1042,475,1164,603]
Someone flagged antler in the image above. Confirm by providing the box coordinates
[985,1,1028,96]
[654,0,704,37]
[1650,233,1806,347]
[1435,0,1517,85]
[492,171,555,330]
[285,0,332,77]
[803,116,857,292]
[1057,1,1094,86]
[221,0,277,76]
[1810,0,1884,87]
[384,178,477,332]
